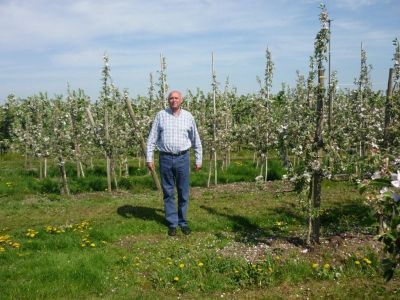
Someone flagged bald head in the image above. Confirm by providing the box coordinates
[167,90,183,100]
[167,90,184,112]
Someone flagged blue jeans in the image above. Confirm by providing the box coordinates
[159,151,190,229]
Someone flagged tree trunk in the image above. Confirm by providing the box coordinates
[264,150,268,182]
[207,151,213,188]
[79,161,85,178]
[106,154,112,192]
[58,156,70,195]
[214,149,218,185]
[212,52,218,186]
[44,157,47,178]
[111,157,118,191]
[383,68,394,150]
[39,158,43,180]
[105,110,112,193]
[76,161,81,178]
[124,157,129,177]
[308,65,325,244]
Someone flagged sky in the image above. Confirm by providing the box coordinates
[0,0,399,102]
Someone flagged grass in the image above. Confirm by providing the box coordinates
[0,152,283,195]
[0,154,399,299]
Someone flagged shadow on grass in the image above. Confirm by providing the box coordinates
[272,200,376,236]
[200,205,306,246]
[320,202,376,234]
[117,205,167,226]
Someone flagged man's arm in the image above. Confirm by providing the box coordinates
[190,118,202,170]
[146,114,160,171]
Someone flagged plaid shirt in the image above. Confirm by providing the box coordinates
[146,108,202,165]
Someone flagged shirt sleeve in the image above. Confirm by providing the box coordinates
[146,113,160,163]
[190,117,203,165]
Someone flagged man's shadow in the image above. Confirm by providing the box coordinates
[117,205,167,226]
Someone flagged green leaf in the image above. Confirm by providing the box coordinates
[382,258,396,282]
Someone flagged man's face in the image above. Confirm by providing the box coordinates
[168,92,183,110]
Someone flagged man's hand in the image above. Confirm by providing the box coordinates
[194,164,202,172]
[147,162,155,172]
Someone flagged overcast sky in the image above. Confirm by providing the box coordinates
[0,0,399,101]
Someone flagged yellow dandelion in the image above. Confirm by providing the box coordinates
[275,255,281,260]
[324,263,330,269]
[81,244,86,247]
[268,267,273,272]
[0,235,11,243]
[355,260,360,265]
[12,242,21,249]
[0,246,5,252]
[198,262,204,267]
[179,263,185,268]
[234,269,239,274]
[90,243,96,248]
[312,263,319,269]
[26,229,38,238]
[363,258,372,265]
[258,268,262,272]
[173,276,179,282]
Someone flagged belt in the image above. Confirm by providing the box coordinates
[160,149,189,156]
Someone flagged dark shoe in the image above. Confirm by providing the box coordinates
[181,226,191,235]
[168,227,177,236]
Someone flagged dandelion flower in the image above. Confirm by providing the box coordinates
[363,258,372,264]
[173,276,179,282]
[355,260,360,265]
[324,263,330,269]
[0,246,5,252]
[198,262,204,267]
[90,243,96,247]
[0,235,11,243]
[179,263,185,268]
[312,263,319,269]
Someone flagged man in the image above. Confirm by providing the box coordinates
[146,90,202,236]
